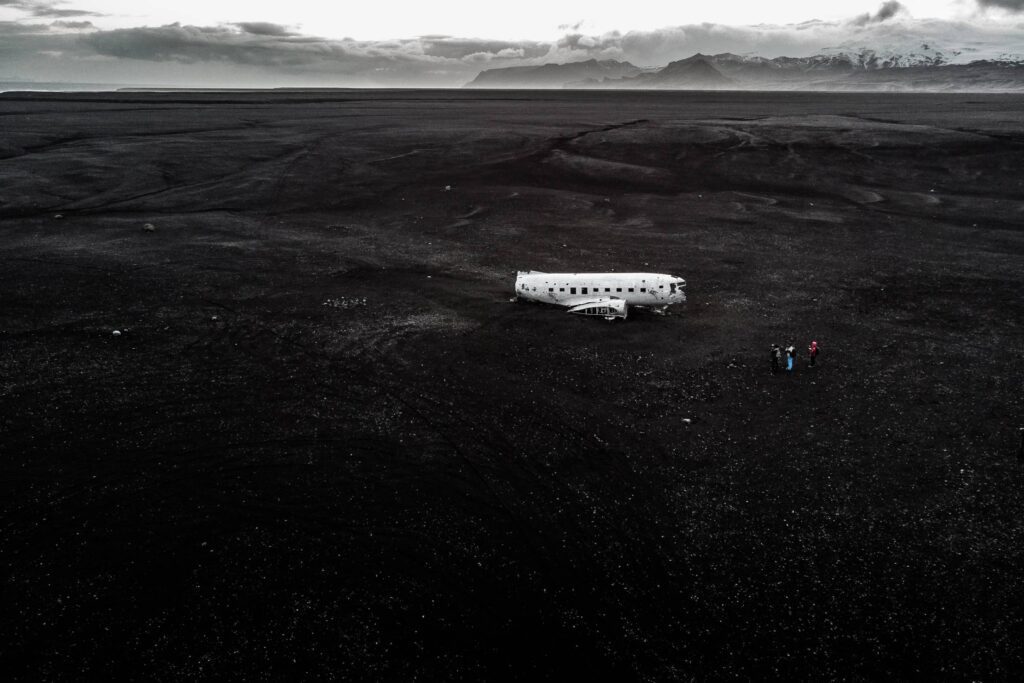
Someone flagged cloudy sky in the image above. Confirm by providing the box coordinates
[1,0,1023,87]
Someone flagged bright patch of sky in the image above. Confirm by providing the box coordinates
[2,1,986,39]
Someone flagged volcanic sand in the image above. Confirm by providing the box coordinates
[2,90,1023,679]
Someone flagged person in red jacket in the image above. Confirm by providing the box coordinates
[808,340,820,366]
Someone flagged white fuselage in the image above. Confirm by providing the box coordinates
[514,271,686,308]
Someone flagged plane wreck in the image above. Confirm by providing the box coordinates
[514,271,686,320]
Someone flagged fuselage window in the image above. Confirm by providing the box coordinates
[582,287,588,294]
[670,283,676,293]
[640,287,646,292]
[605,288,610,292]
[549,288,554,292]
[616,288,622,292]
[628,288,634,293]
[570,287,576,294]
[559,288,565,292]
[659,285,664,289]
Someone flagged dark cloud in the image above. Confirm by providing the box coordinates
[83,24,338,67]
[232,22,296,37]
[0,19,48,33]
[852,1,906,27]
[977,0,1024,10]
[35,8,98,17]
[875,1,905,21]
[0,17,89,80]
[0,15,90,33]
[50,19,93,29]
[0,0,100,17]
[71,23,483,85]
[78,22,554,76]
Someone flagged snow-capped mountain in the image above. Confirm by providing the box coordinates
[704,45,972,72]
[465,47,1024,91]
[816,44,960,68]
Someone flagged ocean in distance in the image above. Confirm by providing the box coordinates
[0,81,130,93]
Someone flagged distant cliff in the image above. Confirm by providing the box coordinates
[616,55,733,89]
[464,59,643,88]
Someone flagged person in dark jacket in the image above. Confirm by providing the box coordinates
[770,344,781,374]
[808,340,820,366]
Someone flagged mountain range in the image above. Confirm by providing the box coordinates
[464,59,645,88]
[464,48,1024,91]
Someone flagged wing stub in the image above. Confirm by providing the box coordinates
[567,298,627,320]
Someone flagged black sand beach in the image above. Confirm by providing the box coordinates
[1,89,1023,679]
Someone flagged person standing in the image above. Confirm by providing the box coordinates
[786,344,796,372]
[770,344,781,374]
[808,340,820,367]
